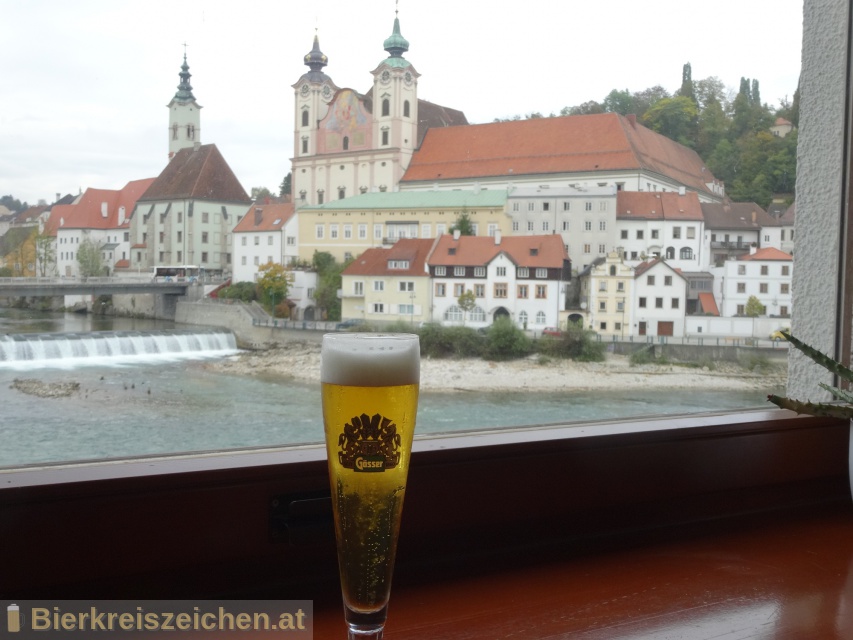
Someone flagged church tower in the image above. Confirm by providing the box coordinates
[371,9,419,159]
[292,34,338,168]
[167,53,202,160]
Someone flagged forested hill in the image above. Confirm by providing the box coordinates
[495,63,798,209]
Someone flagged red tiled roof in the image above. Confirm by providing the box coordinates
[428,234,567,268]
[11,205,48,225]
[232,203,294,233]
[114,259,130,269]
[402,113,717,196]
[700,202,776,229]
[617,191,703,221]
[740,247,793,261]
[43,178,155,237]
[138,144,251,204]
[343,238,436,277]
[633,258,662,277]
[698,292,720,315]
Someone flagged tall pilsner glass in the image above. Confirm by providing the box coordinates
[321,333,420,639]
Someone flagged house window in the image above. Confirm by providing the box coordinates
[760,283,769,293]
[528,221,535,231]
[454,283,465,297]
[584,221,592,231]
[513,221,520,231]
[399,304,414,315]
[655,298,663,308]
[599,244,606,254]
[616,301,624,312]
[518,284,529,298]
[382,130,389,145]
[201,252,208,263]
[435,283,446,297]
[780,305,789,316]
[621,230,628,239]
[202,212,209,223]
[344,225,352,239]
[680,247,693,260]
[637,230,644,239]
[494,283,508,298]
[599,221,607,231]
[317,190,324,204]
[737,304,746,315]
[781,283,790,294]
[254,236,260,246]
[651,230,659,239]
[519,310,528,326]
[638,297,647,308]
[542,221,550,231]
[286,237,296,246]
[672,298,680,309]
[583,244,591,254]
[535,285,547,299]
[338,188,346,200]
[599,201,607,212]
[664,276,672,286]
[738,265,746,275]
[599,301,607,312]
[399,281,414,292]
[373,281,385,292]
[617,281,625,292]
[474,284,485,297]
[518,267,530,278]
[513,202,520,212]
[782,265,790,276]
[254,256,259,265]
[268,236,273,246]
[647,276,655,285]
[358,224,367,239]
[474,267,486,277]
[435,267,446,276]
[241,256,247,265]
[330,225,339,239]
[543,202,550,212]
[241,237,247,246]
[585,202,593,211]
[528,202,535,212]
[600,322,607,331]
[563,202,571,211]
[373,303,384,314]
[354,282,364,296]
[315,225,324,239]
[375,225,383,239]
[536,311,546,324]
[302,139,308,154]
[454,266,465,277]
[444,305,463,322]
[562,221,570,231]
[687,227,696,239]
[673,227,681,239]
[761,265,769,275]
[202,232,208,244]
[496,267,506,277]
[599,281,607,292]
[737,283,746,293]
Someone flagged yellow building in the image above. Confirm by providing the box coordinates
[293,190,510,263]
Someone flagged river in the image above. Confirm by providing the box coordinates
[0,308,781,468]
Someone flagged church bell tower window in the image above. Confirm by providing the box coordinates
[343,136,349,151]
[302,110,309,127]
[382,99,390,117]
[404,100,410,118]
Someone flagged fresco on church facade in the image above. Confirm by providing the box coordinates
[319,89,371,153]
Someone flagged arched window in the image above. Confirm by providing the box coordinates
[470,306,486,323]
[518,311,528,326]
[666,247,675,260]
[343,136,349,151]
[444,305,463,322]
[536,311,547,325]
[403,100,410,118]
[609,265,617,276]
[680,247,693,260]
[302,110,309,127]
[382,99,390,117]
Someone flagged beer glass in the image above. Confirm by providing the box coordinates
[321,333,420,639]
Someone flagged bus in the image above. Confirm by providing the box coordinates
[151,265,202,282]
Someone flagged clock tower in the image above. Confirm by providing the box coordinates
[167,53,202,160]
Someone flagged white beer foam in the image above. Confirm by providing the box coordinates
[321,333,420,387]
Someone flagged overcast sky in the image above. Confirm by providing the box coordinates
[0,0,803,206]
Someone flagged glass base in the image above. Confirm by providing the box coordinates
[345,604,387,639]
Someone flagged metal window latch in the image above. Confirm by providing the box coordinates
[269,491,334,546]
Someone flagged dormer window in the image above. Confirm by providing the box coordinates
[388,260,410,269]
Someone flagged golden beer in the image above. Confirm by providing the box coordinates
[321,333,420,638]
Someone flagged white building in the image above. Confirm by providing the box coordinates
[711,247,793,319]
[632,259,688,337]
[428,233,570,330]
[231,203,295,283]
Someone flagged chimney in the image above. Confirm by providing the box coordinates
[494,231,502,245]
[750,244,757,255]
[453,229,461,240]
[118,206,126,226]
[627,114,637,128]
[678,186,686,196]
[193,141,201,151]
[55,193,60,203]
[255,207,263,226]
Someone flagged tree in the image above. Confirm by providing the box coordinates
[450,209,475,236]
[678,62,697,106]
[457,290,476,325]
[745,295,765,317]
[602,89,635,115]
[0,195,28,214]
[560,101,605,116]
[34,230,55,277]
[250,187,273,203]
[256,262,292,317]
[77,238,104,278]
[312,251,348,321]
[279,172,292,197]
[640,96,699,147]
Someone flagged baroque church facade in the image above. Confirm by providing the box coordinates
[291,16,466,207]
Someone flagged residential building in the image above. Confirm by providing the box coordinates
[711,247,793,318]
[291,19,466,207]
[700,202,779,267]
[770,117,795,138]
[616,191,705,270]
[231,202,295,283]
[506,186,614,273]
[129,144,252,277]
[428,233,569,330]
[340,238,434,326]
[45,179,155,277]
[584,251,634,338]
[294,190,510,263]
[632,259,688,337]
